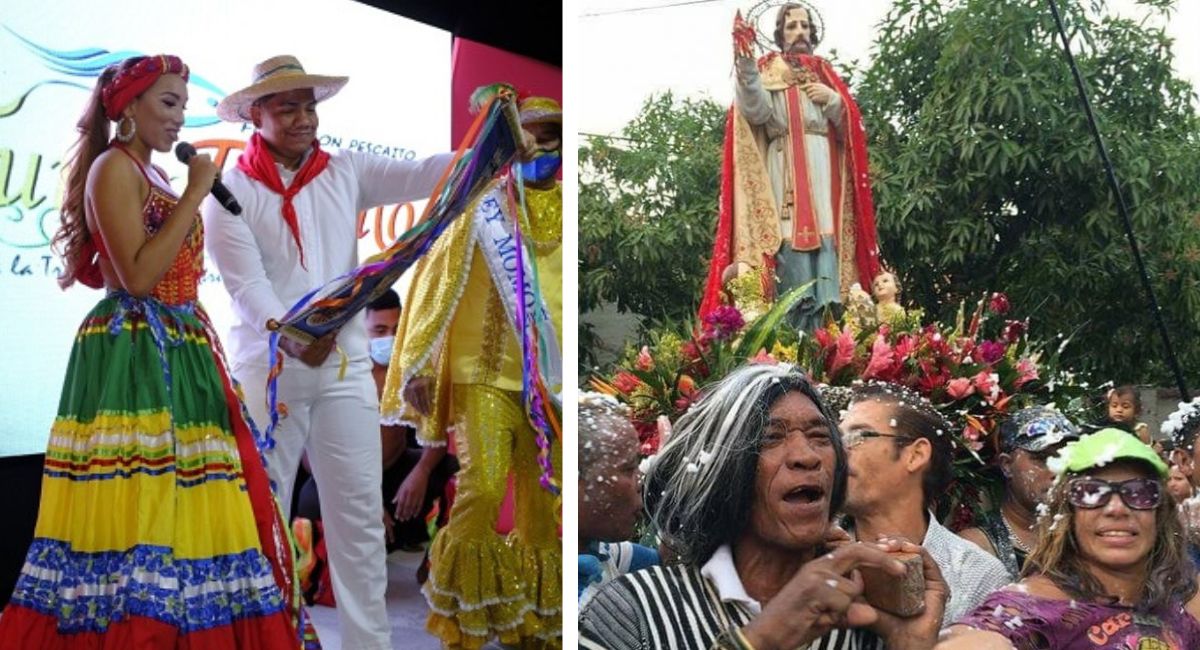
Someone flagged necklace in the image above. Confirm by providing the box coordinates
[1002,512,1033,554]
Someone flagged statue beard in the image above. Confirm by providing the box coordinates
[784,39,812,55]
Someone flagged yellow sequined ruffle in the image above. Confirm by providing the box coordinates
[515,542,562,647]
[422,534,530,649]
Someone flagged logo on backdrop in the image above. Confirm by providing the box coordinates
[1,26,227,127]
[1,26,424,278]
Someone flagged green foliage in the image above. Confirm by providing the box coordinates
[579,92,727,333]
[856,0,1200,387]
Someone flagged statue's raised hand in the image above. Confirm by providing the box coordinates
[733,10,756,61]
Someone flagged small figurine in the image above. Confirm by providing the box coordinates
[872,270,906,324]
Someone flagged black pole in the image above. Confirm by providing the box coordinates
[1046,0,1189,401]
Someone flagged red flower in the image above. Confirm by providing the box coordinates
[946,377,975,400]
[916,360,950,394]
[636,345,654,371]
[1002,320,1027,344]
[613,371,642,394]
[634,419,660,455]
[677,374,697,397]
[976,340,1006,365]
[814,327,834,350]
[988,292,1010,315]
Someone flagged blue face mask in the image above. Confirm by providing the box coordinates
[519,150,562,183]
[368,335,394,366]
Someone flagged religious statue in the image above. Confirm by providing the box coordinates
[700,1,883,332]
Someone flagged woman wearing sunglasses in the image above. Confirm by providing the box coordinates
[937,428,1200,649]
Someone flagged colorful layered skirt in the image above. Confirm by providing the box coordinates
[0,293,317,649]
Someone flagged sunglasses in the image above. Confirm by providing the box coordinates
[1067,477,1162,511]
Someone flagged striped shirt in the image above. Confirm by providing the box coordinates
[579,557,882,650]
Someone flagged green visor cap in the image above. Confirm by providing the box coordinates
[1046,427,1168,479]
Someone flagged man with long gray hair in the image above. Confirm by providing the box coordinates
[580,364,947,650]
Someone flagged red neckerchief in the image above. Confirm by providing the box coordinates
[236,132,330,269]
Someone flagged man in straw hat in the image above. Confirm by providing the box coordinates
[202,55,458,650]
[380,89,563,649]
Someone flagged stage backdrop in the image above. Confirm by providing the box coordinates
[0,0,451,457]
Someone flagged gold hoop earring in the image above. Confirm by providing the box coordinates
[115,116,136,144]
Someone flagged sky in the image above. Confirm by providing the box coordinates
[577,0,1200,137]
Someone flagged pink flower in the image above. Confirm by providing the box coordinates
[613,371,642,394]
[863,335,896,380]
[893,334,918,362]
[988,292,1010,315]
[635,346,654,371]
[1014,357,1039,389]
[973,370,1001,403]
[1002,320,1027,344]
[750,348,779,366]
[946,377,975,400]
[827,327,856,376]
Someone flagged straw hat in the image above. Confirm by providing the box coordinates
[216,55,348,122]
[519,96,561,126]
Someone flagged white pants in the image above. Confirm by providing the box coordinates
[235,358,391,650]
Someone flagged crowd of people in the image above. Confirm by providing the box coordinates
[579,366,1200,649]
[0,52,563,650]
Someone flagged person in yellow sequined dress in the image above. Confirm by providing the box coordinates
[381,94,563,649]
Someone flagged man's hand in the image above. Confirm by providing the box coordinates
[392,469,431,521]
[740,542,908,650]
[802,82,837,106]
[403,376,435,416]
[869,538,950,650]
[279,330,338,368]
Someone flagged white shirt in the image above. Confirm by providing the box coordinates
[921,516,1012,625]
[202,147,454,370]
[700,544,762,615]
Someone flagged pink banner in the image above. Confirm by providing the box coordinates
[450,37,561,145]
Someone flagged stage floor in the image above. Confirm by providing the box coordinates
[307,548,442,649]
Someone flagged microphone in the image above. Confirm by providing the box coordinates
[175,142,242,215]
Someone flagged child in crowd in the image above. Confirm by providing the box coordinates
[1106,384,1151,444]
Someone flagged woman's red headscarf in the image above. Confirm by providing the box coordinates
[101,54,189,121]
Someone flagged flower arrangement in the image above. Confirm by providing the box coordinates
[593,287,1092,525]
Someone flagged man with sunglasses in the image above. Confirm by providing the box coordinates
[940,428,1200,648]
[958,406,1080,579]
[840,383,1010,625]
